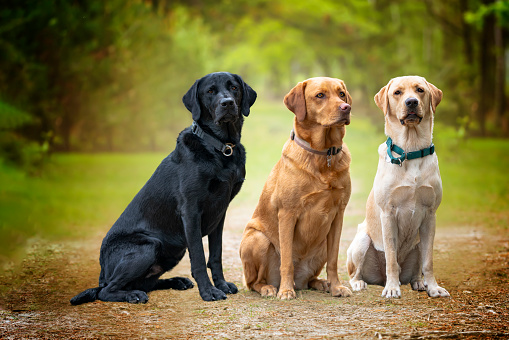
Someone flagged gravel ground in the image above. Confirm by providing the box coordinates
[0,206,508,339]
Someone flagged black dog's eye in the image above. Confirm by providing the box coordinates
[316,93,325,98]
[339,92,345,97]
[231,85,238,91]
[416,87,424,93]
[207,89,214,94]
[394,90,401,95]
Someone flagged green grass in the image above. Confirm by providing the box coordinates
[1,101,508,262]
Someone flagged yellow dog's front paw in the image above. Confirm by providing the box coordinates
[427,285,450,298]
[277,288,296,300]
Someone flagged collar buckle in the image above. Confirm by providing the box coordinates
[222,143,234,157]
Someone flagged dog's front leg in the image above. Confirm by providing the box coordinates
[381,212,401,298]
[326,210,352,297]
[277,210,297,300]
[182,212,227,301]
[207,213,238,295]
[419,214,449,298]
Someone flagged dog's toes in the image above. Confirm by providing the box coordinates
[171,277,195,290]
[277,288,296,300]
[427,285,450,298]
[382,285,401,298]
[309,279,330,292]
[216,281,238,295]
[350,279,367,291]
[260,285,277,297]
[411,280,426,291]
[331,285,352,297]
[200,286,227,302]
[126,290,149,304]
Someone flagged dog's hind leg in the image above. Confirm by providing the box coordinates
[400,246,425,291]
[98,244,158,303]
[240,226,279,297]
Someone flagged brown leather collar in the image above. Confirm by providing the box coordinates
[290,129,342,167]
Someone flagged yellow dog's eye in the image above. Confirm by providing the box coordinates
[417,88,424,93]
[316,93,324,98]
[339,92,345,97]
[394,90,401,95]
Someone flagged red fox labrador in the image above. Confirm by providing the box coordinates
[346,76,449,298]
[240,77,352,299]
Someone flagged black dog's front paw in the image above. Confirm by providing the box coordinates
[126,290,149,304]
[216,281,238,295]
[199,285,227,301]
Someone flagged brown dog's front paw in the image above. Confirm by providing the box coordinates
[260,285,277,297]
[277,288,297,300]
[331,285,352,297]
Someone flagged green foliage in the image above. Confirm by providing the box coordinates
[465,0,509,29]
[0,0,507,163]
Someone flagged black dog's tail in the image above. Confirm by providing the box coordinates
[70,287,102,305]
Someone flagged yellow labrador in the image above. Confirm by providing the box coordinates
[346,76,449,298]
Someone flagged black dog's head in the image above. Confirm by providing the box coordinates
[182,72,257,125]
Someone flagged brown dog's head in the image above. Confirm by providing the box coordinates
[284,77,352,127]
[374,76,442,128]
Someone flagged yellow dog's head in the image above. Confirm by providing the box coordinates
[374,76,442,128]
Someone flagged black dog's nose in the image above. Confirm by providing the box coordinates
[405,97,418,108]
[220,98,234,107]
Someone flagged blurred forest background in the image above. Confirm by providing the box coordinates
[0,0,509,262]
[1,0,508,165]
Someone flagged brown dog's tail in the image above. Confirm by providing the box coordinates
[70,287,102,305]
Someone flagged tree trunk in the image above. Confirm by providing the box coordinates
[478,0,496,136]
[494,24,507,136]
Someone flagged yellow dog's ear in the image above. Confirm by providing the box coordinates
[374,79,393,116]
[425,80,443,114]
[284,81,307,122]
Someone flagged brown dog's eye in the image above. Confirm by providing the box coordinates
[394,90,401,95]
[316,93,324,98]
[231,86,238,91]
[339,92,345,97]
[417,88,424,93]
[208,89,214,94]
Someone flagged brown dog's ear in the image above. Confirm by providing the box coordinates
[284,81,307,122]
[425,81,443,114]
[374,80,392,116]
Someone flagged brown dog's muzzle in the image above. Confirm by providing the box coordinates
[337,103,351,125]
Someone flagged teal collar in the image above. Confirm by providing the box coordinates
[386,137,435,166]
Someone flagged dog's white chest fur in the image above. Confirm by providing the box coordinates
[371,143,443,255]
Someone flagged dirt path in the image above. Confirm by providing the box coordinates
[0,203,508,339]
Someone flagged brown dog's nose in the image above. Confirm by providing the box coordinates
[340,103,351,114]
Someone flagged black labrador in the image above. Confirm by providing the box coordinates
[70,72,257,304]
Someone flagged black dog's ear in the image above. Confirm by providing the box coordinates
[182,78,202,121]
[233,74,257,117]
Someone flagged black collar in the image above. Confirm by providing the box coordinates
[191,122,235,156]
